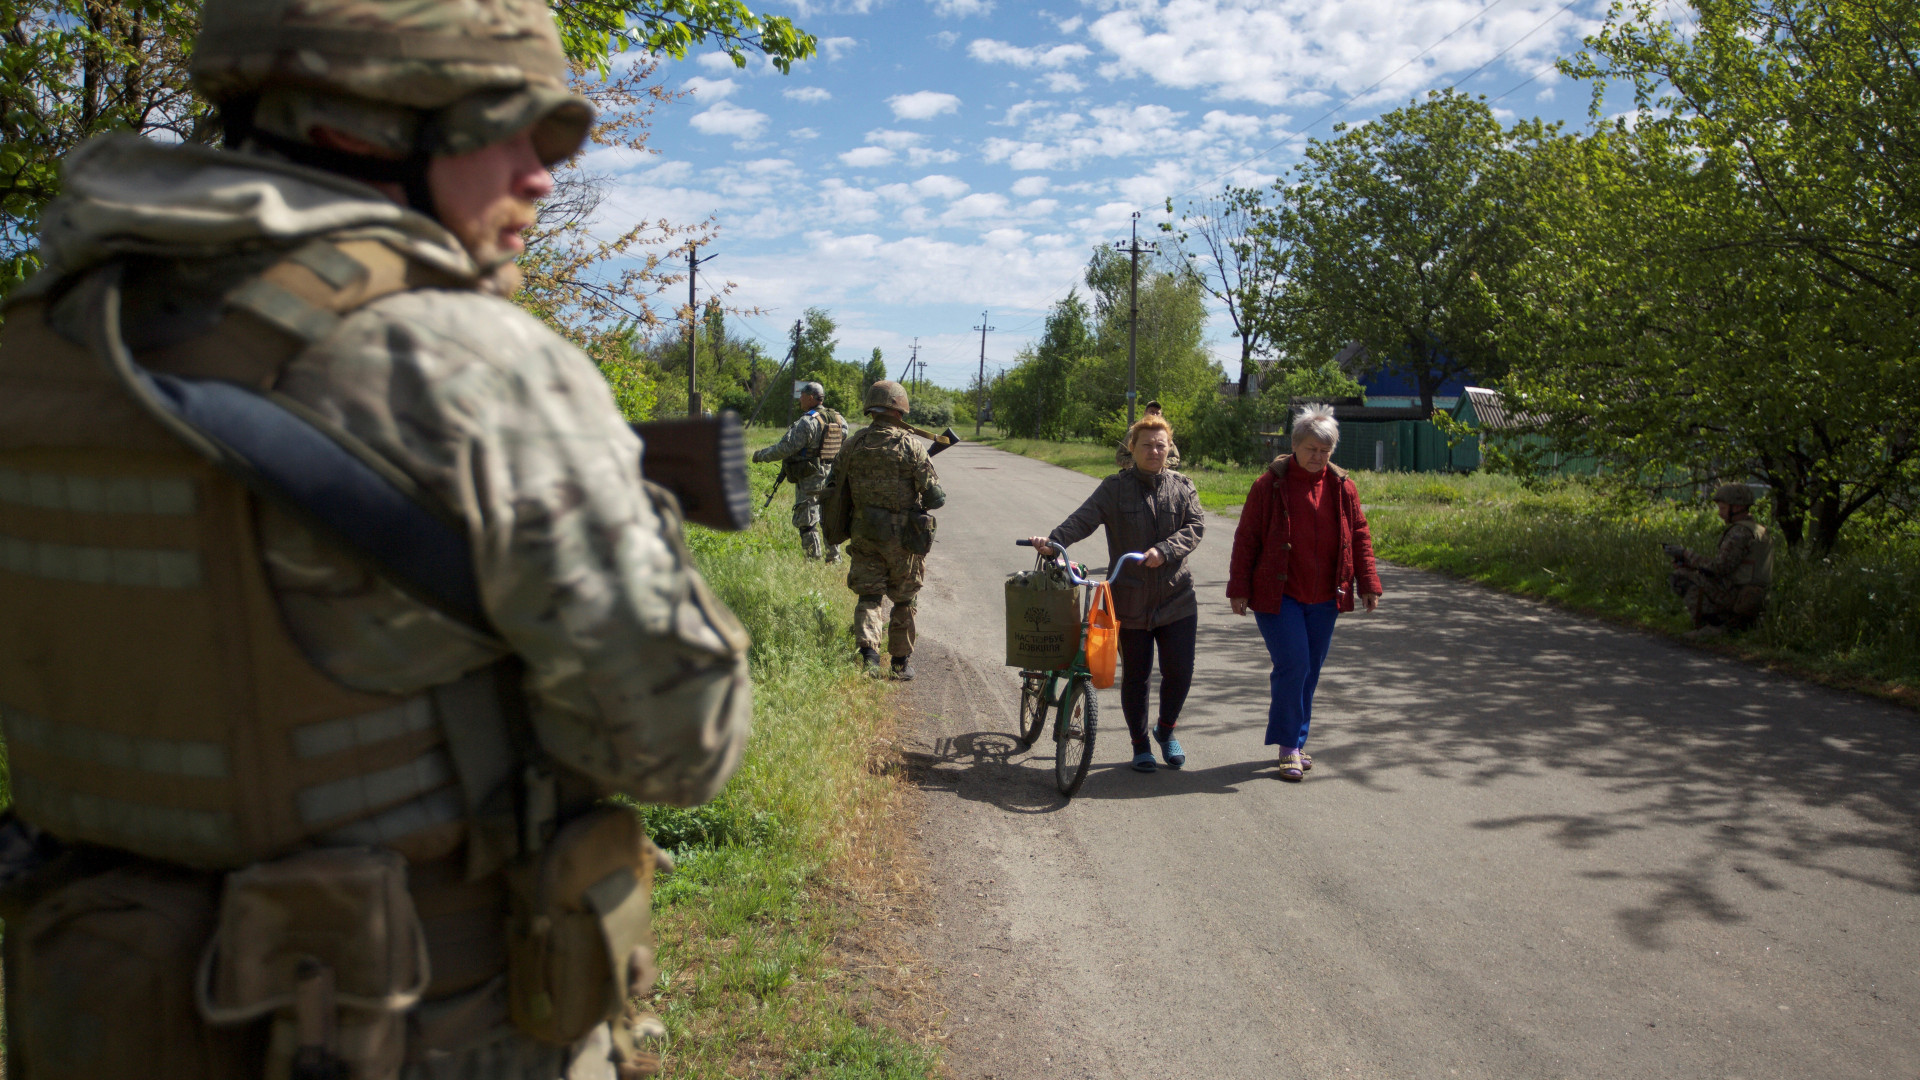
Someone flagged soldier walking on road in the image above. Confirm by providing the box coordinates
[825,380,946,679]
[0,0,751,1074]
[1667,483,1774,640]
[752,380,845,562]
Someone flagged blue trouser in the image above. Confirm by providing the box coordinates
[1255,597,1339,749]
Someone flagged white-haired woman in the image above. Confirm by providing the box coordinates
[1225,404,1382,781]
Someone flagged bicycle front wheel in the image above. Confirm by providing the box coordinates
[1018,673,1048,747]
[1054,677,1097,797]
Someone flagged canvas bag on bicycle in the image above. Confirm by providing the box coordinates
[1084,582,1118,689]
[1004,556,1082,670]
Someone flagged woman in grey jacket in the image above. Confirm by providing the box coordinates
[1028,415,1205,772]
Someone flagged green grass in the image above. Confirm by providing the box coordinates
[640,441,941,1079]
[983,434,1920,702]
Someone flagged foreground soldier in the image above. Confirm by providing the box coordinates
[751,380,845,562]
[1666,483,1775,639]
[826,381,946,679]
[0,0,750,1075]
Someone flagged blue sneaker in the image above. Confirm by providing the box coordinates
[1131,750,1157,772]
[1153,725,1185,769]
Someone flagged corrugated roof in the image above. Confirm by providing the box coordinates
[1460,386,1547,430]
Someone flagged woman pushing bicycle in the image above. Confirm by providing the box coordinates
[1027,413,1205,773]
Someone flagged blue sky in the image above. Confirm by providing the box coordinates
[586,0,1641,389]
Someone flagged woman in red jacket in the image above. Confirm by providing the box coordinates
[1226,405,1383,781]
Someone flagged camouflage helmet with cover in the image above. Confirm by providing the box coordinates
[1711,482,1759,508]
[192,0,593,201]
[864,380,910,416]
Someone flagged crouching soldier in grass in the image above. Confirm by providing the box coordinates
[0,0,751,1073]
[752,380,846,563]
[1667,483,1775,640]
[824,380,946,679]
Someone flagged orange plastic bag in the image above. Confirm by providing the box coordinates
[1084,583,1118,690]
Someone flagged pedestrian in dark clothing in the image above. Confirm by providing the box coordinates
[1226,404,1383,782]
[1028,415,1205,773]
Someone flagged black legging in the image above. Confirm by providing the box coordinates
[1117,614,1198,750]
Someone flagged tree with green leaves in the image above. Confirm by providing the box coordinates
[863,347,887,394]
[1165,186,1284,394]
[1490,0,1920,552]
[1253,89,1564,415]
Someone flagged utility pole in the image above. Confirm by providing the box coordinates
[909,339,920,394]
[973,312,995,437]
[685,244,716,416]
[1112,211,1158,426]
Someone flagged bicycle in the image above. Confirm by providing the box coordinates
[1012,541,1147,797]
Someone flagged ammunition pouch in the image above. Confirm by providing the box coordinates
[902,510,936,556]
[779,454,819,485]
[854,503,906,544]
[197,847,429,1080]
[506,807,661,1047]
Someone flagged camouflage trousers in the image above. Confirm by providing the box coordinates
[847,537,924,658]
[1669,569,1766,630]
[793,473,838,563]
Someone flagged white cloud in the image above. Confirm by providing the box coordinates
[1044,73,1086,93]
[1084,0,1589,107]
[784,86,832,104]
[820,36,859,62]
[690,102,769,138]
[1010,176,1050,197]
[791,127,820,140]
[913,174,971,199]
[967,39,1092,68]
[683,77,737,101]
[888,91,963,120]
[744,158,797,175]
[840,146,896,167]
[696,51,740,73]
[944,192,1012,221]
[866,128,925,150]
[932,30,960,47]
[931,0,994,14]
[1024,198,1060,215]
[1202,109,1262,139]
[1054,15,1084,33]
[908,147,962,165]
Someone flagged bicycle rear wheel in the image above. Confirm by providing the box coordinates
[1017,673,1048,747]
[1054,677,1097,797]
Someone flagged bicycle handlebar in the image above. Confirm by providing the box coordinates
[1015,539,1148,588]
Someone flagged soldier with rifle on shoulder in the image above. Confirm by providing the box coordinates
[0,0,753,1075]
[1665,483,1775,641]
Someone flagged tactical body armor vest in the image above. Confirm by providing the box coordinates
[0,235,658,1077]
[0,237,497,870]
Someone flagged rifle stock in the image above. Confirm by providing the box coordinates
[631,412,754,532]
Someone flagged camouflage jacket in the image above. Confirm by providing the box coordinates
[1687,517,1774,588]
[837,418,946,513]
[752,408,843,476]
[31,135,750,807]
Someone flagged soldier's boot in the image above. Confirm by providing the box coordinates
[890,655,915,681]
[615,1007,668,1078]
[858,645,883,675]
[800,526,825,560]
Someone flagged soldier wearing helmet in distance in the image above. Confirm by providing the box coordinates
[0,0,750,1076]
[752,380,846,563]
[1665,483,1775,640]
[824,380,946,679]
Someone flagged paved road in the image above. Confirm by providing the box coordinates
[899,442,1919,1080]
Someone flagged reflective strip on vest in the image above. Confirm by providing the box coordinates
[319,785,465,848]
[2,704,228,778]
[0,467,197,515]
[296,748,456,826]
[293,695,436,759]
[0,533,202,588]
[12,772,237,853]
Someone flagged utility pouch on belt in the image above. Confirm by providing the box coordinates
[198,847,430,1080]
[855,503,906,543]
[506,807,661,1046]
[902,510,936,556]
[6,850,259,1080]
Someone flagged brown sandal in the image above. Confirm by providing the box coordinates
[1278,751,1304,782]
[1300,752,1313,771]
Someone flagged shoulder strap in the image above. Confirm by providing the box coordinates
[84,249,497,638]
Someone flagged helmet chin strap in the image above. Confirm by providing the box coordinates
[219,98,440,220]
